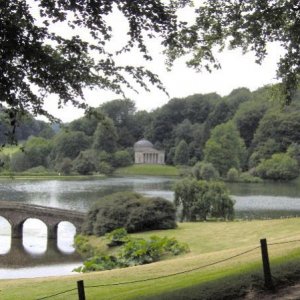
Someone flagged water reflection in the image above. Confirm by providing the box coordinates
[0,218,80,272]
[23,218,47,255]
[0,238,81,268]
[0,217,11,255]
[57,221,76,253]
[0,176,175,212]
[1,176,300,279]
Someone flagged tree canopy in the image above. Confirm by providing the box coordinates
[167,0,300,104]
[1,0,186,129]
[2,0,300,132]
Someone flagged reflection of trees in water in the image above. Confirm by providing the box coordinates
[0,178,175,211]
[0,238,81,267]
[227,181,300,197]
[236,210,300,220]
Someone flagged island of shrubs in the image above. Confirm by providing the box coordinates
[82,192,177,236]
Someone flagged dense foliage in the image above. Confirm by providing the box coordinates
[255,153,299,181]
[74,228,189,273]
[174,179,235,221]
[1,0,190,132]
[82,192,177,236]
[2,88,300,181]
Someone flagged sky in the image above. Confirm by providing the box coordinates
[31,2,284,123]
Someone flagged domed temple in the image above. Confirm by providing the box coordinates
[134,139,165,164]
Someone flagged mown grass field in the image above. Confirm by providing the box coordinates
[2,219,300,299]
[115,164,179,176]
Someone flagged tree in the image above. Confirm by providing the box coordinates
[51,130,91,160]
[287,143,300,166]
[68,114,99,137]
[73,152,96,175]
[234,101,268,148]
[10,151,31,172]
[1,1,187,129]
[173,119,193,145]
[56,158,73,175]
[174,179,234,221]
[252,107,300,154]
[255,153,299,181]
[112,150,133,168]
[204,122,246,176]
[20,137,52,169]
[93,117,118,153]
[167,1,300,104]
[192,162,219,181]
[101,99,137,147]
[174,140,189,165]
[3,0,300,132]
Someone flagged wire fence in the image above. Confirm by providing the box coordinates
[36,238,300,300]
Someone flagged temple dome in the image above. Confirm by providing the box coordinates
[134,139,154,149]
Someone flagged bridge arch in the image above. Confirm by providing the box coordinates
[0,215,12,231]
[0,216,11,254]
[57,221,77,253]
[0,201,85,241]
[22,218,48,254]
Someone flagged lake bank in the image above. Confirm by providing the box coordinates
[2,219,300,299]
[2,175,300,281]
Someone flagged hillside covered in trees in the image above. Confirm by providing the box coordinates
[1,85,300,181]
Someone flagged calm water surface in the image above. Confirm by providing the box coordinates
[1,176,300,279]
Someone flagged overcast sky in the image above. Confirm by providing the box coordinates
[32,3,284,123]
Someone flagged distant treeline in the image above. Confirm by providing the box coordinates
[1,85,300,180]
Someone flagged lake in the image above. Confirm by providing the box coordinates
[1,176,300,279]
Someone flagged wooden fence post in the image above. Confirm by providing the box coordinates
[260,238,274,290]
[77,280,86,300]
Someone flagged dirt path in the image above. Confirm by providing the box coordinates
[245,283,300,299]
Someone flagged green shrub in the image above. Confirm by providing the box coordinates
[73,152,96,175]
[74,233,189,273]
[74,235,96,258]
[105,228,129,247]
[82,192,177,236]
[74,255,119,272]
[112,150,133,168]
[55,158,73,175]
[200,162,219,180]
[0,153,10,171]
[226,168,239,182]
[239,172,263,183]
[98,161,113,175]
[192,162,219,181]
[256,153,299,180]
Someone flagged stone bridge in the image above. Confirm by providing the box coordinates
[0,201,86,240]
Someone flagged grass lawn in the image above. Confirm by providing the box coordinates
[2,219,300,299]
[115,164,179,176]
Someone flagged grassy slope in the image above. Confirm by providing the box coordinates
[115,164,179,176]
[2,219,300,299]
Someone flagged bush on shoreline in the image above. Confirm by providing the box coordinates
[82,192,177,236]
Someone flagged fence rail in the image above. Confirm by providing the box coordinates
[36,238,300,300]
